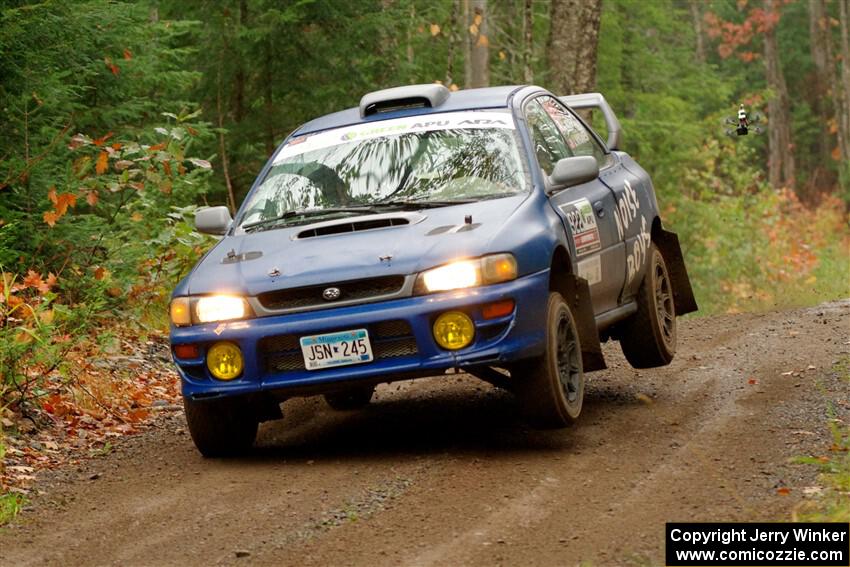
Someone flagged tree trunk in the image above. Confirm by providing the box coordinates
[522,0,534,83]
[808,0,835,188]
[446,0,460,87]
[689,0,706,64]
[263,39,275,156]
[406,2,415,78]
[546,0,602,95]
[378,0,399,85]
[216,65,237,214]
[838,0,850,172]
[463,0,472,88]
[764,0,795,190]
[233,0,248,124]
[468,0,490,88]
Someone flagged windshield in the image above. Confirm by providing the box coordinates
[237,111,529,229]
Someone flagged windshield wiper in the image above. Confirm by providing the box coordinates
[370,198,478,210]
[242,207,378,232]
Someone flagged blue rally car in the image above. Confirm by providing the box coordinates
[170,84,697,456]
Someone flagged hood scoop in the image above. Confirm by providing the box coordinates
[293,212,424,240]
[426,223,482,236]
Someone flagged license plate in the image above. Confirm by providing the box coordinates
[300,329,373,371]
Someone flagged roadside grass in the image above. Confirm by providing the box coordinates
[793,356,850,523]
[0,492,24,526]
[748,239,850,315]
[670,188,850,316]
[0,433,26,526]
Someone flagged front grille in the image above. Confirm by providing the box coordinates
[257,275,405,311]
[259,320,418,374]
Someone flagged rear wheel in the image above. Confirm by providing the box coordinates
[324,385,375,411]
[513,292,584,429]
[184,397,258,458]
[620,243,677,368]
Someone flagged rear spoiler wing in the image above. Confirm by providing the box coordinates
[558,92,622,151]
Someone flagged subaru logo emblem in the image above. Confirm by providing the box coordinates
[322,287,342,301]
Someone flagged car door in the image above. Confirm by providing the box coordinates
[541,96,651,307]
[524,96,625,315]
[552,107,652,303]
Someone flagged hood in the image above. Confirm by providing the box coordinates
[186,194,531,296]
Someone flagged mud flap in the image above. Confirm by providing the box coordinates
[564,275,607,372]
[654,228,698,315]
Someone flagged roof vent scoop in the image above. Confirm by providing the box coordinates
[359,84,450,118]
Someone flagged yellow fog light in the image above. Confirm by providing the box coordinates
[206,342,244,380]
[433,311,475,351]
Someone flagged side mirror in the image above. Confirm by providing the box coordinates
[548,156,599,190]
[195,206,233,235]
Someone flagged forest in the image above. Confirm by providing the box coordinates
[0,0,848,525]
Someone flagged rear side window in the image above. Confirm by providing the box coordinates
[537,95,608,168]
[524,99,571,176]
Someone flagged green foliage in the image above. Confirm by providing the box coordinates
[597,1,738,203]
[0,0,210,279]
[592,0,849,314]
[0,492,25,526]
[0,1,215,411]
[0,269,90,410]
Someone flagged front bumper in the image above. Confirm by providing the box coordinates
[170,269,550,400]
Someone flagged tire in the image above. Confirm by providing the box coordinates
[513,292,584,429]
[183,397,258,458]
[620,243,677,368]
[324,385,375,411]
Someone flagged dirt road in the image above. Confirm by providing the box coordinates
[2,302,849,567]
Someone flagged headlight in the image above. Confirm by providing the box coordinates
[169,295,251,326]
[422,260,481,292]
[415,254,518,294]
[196,296,248,323]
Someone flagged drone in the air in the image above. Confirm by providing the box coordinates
[724,104,764,137]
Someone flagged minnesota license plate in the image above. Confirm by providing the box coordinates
[300,329,373,371]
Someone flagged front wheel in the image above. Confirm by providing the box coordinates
[513,292,584,429]
[620,243,677,368]
[184,397,258,458]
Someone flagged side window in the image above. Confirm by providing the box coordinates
[524,99,572,176]
[538,95,608,168]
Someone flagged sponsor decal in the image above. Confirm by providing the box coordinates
[612,178,652,287]
[558,198,602,256]
[578,255,602,286]
[626,215,651,286]
[274,111,515,163]
[614,179,640,241]
[540,98,591,148]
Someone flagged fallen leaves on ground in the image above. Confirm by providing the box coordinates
[1,328,180,499]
